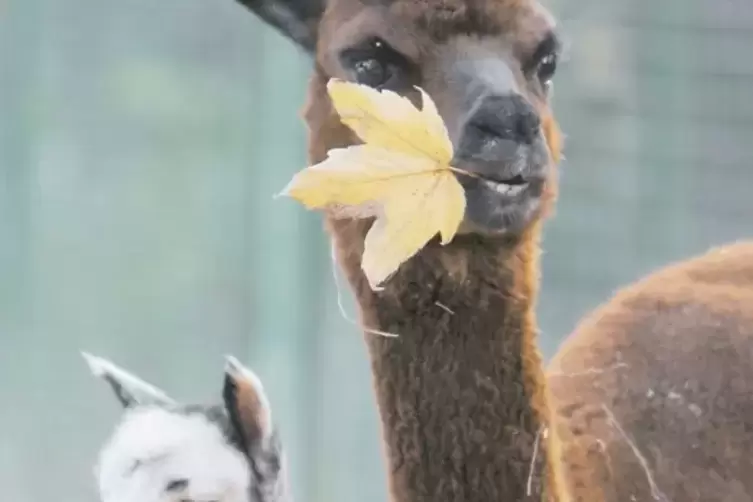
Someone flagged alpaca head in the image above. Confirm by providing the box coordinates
[83,352,290,502]
[238,0,562,238]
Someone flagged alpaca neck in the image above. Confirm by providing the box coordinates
[331,223,558,502]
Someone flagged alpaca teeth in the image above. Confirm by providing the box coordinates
[506,184,527,196]
[482,179,528,196]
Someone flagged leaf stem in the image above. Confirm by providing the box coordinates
[448,165,481,179]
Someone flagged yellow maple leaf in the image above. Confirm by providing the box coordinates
[326,79,453,165]
[279,79,466,289]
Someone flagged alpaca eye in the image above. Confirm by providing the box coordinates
[536,53,557,86]
[166,478,189,492]
[340,38,406,90]
[353,57,390,88]
[527,31,561,91]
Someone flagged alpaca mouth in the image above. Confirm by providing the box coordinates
[451,156,548,235]
[456,170,532,198]
[477,173,529,196]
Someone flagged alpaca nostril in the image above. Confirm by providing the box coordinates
[515,109,541,145]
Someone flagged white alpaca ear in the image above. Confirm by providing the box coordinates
[223,355,274,447]
[82,351,175,408]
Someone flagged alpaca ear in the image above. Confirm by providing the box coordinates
[82,352,175,408]
[232,0,325,55]
[223,355,274,448]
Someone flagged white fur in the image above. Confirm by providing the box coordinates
[96,407,251,502]
[82,352,175,406]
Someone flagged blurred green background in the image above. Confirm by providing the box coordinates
[1,0,752,501]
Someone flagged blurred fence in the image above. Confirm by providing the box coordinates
[0,0,751,501]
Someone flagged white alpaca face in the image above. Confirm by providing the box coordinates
[84,353,289,502]
[96,407,252,502]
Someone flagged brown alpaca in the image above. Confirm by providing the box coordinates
[187,2,753,501]
[235,0,566,500]
[548,241,753,502]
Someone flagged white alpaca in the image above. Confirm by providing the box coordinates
[83,352,291,502]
